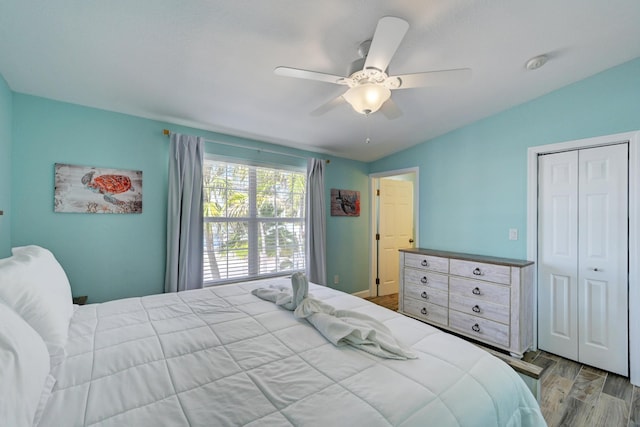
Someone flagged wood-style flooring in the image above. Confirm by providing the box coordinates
[365,293,640,427]
[527,349,639,426]
[364,293,398,311]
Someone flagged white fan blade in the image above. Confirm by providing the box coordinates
[380,98,402,120]
[363,16,409,72]
[310,95,346,116]
[394,68,472,89]
[274,66,346,85]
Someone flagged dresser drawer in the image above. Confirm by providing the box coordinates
[449,293,509,324]
[449,310,509,348]
[449,277,510,306]
[403,298,448,326]
[404,253,449,274]
[450,259,511,285]
[404,268,448,292]
[404,284,448,307]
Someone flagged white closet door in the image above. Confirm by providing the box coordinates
[577,144,628,375]
[538,150,579,361]
[538,144,628,375]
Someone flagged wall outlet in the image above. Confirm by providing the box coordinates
[509,228,518,241]
[334,275,339,284]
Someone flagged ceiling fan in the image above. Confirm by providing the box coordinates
[274,16,472,118]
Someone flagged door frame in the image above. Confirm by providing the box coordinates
[526,130,640,385]
[369,167,419,298]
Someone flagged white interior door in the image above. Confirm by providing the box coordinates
[378,178,414,296]
[577,145,628,374]
[538,150,579,361]
[538,144,629,375]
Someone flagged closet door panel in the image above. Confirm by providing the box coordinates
[550,273,572,339]
[538,151,579,360]
[577,144,628,375]
[583,278,608,347]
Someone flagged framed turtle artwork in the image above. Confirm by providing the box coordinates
[54,163,143,214]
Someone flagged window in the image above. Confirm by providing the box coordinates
[202,158,306,284]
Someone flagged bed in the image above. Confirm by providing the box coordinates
[0,246,546,426]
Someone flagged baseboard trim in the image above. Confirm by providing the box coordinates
[352,290,370,298]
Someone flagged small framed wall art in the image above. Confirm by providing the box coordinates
[54,163,143,214]
[330,188,360,216]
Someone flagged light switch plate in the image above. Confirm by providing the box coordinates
[509,228,518,241]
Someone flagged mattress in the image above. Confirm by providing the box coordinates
[38,278,545,426]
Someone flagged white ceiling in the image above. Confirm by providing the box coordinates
[1,1,640,162]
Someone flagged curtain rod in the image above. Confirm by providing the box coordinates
[162,129,329,164]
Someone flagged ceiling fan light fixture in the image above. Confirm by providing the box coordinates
[275,16,470,119]
[343,83,391,115]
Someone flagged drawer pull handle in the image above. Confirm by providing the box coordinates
[420,307,428,315]
[472,287,481,295]
[472,323,481,332]
[421,259,429,267]
[421,291,429,300]
[420,276,428,284]
[473,268,482,276]
[472,305,481,313]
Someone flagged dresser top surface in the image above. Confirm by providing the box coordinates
[400,248,534,267]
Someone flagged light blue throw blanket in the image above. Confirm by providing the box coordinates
[251,273,416,360]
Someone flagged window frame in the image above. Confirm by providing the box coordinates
[202,155,306,286]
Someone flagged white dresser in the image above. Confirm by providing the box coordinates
[399,248,535,358]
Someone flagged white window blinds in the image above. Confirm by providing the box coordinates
[202,159,306,284]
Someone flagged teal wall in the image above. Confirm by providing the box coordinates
[324,157,370,293]
[370,57,640,260]
[0,75,11,258]
[12,95,169,302]
[10,94,369,301]
[6,56,639,301]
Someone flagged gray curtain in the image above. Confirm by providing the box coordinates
[305,158,327,285]
[165,133,204,292]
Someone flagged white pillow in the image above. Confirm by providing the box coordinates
[0,302,52,427]
[0,246,74,365]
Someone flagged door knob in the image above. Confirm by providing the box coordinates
[409,239,414,243]
[590,268,602,272]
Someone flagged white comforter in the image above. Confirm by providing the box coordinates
[38,278,546,426]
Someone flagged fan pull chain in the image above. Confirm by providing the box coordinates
[365,113,371,144]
